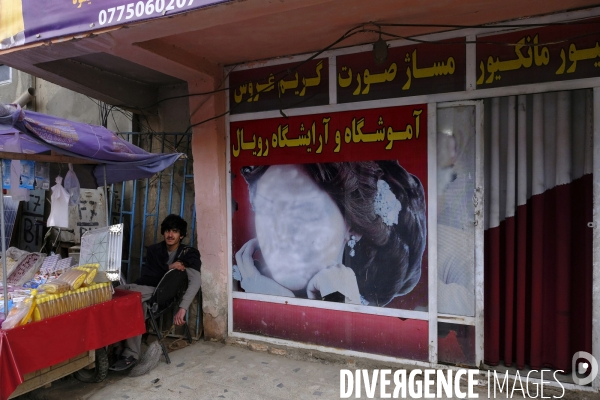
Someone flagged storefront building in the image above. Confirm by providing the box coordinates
[0,0,599,389]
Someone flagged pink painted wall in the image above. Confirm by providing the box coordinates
[189,74,229,340]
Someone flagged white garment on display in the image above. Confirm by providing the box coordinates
[4,134,29,202]
[47,176,70,228]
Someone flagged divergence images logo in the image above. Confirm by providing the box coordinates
[572,351,598,386]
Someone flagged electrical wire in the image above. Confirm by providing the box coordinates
[378,19,600,29]
[97,17,600,132]
[376,28,600,47]
[183,26,369,132]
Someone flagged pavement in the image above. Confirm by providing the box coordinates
[15,338,600,400]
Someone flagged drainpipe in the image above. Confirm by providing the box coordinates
[14,87,35,107]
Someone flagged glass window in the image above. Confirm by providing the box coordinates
[437,105,476,317]
[0,65,11,84]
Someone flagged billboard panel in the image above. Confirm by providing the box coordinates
[231,105,428,311]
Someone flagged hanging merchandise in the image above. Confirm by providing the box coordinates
[4,133,30,202]
[63,163,80,206]
[20,160,35,190]
[47,176,70,228]
[9,160,30,202]
[34,162,50,190]
[2,159,10,189]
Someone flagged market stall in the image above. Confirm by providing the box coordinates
[1,290,145,399]
[0,103,185,399]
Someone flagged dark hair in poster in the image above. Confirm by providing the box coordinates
[241,160,426,306]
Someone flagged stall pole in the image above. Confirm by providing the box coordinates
[103,165,109,228]
[1,160,8,317]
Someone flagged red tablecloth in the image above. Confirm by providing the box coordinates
[0,289,146,400]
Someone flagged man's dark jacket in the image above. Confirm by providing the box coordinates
[135,241,201,287]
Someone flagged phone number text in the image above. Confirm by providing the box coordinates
[98,0,194,26]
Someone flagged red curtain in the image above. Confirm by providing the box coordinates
[484,91,593,372]
[485,175,592,371]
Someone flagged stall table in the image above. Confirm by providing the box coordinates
[0,289,145,400]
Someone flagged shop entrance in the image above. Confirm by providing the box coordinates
[482,90,593,378]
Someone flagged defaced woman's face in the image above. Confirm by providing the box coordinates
[252,164,348,291]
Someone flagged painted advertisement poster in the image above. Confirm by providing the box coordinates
[230,105,428,310]
[0,0,228,50]
[476,17,600,88]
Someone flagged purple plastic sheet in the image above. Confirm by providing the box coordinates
[0,0,230,50]
[0,130,48,155]
[0,105,183,185]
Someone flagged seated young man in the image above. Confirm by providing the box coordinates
[110,214,201,371]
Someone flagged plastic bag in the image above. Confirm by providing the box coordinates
[1,159,10,189]
[4,134,29,202]
[47,176,70,228]
[64,164,80,206]
[1,291,36,329]
[0,298,12,314]
[35,162,50,190]
[20,160,35,189]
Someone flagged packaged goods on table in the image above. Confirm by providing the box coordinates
[75,263,99,285]
[33,283,112,321]
[55,268,87,290]
[2,290,37,329]
[1,265,113,329]
[38,280,70,294]
[7,253,46,286]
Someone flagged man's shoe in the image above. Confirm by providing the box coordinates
[109,355,137,371]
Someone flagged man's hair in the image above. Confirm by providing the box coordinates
[161,214,187,237]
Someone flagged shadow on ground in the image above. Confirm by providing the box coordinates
[15,336,192,400]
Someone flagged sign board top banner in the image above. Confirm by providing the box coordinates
[0,0,230,50]
[229,58,329,115]
[228,41,465,114]
[336,39,466,103]
[476,17,600,88]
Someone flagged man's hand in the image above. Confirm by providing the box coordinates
[169,261,185,271]
[174,308,187,326]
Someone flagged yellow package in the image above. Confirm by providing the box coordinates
[39,280,70,294]
[20,290,38,325]
[75,266,97,285]
[33,304,41,322]
[80,263,100,269]
[57,269,88,290]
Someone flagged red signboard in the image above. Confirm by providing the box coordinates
[476,18,600,88]
[229,58,329,114]
[230,105,426,167]
[336,40,466,103]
